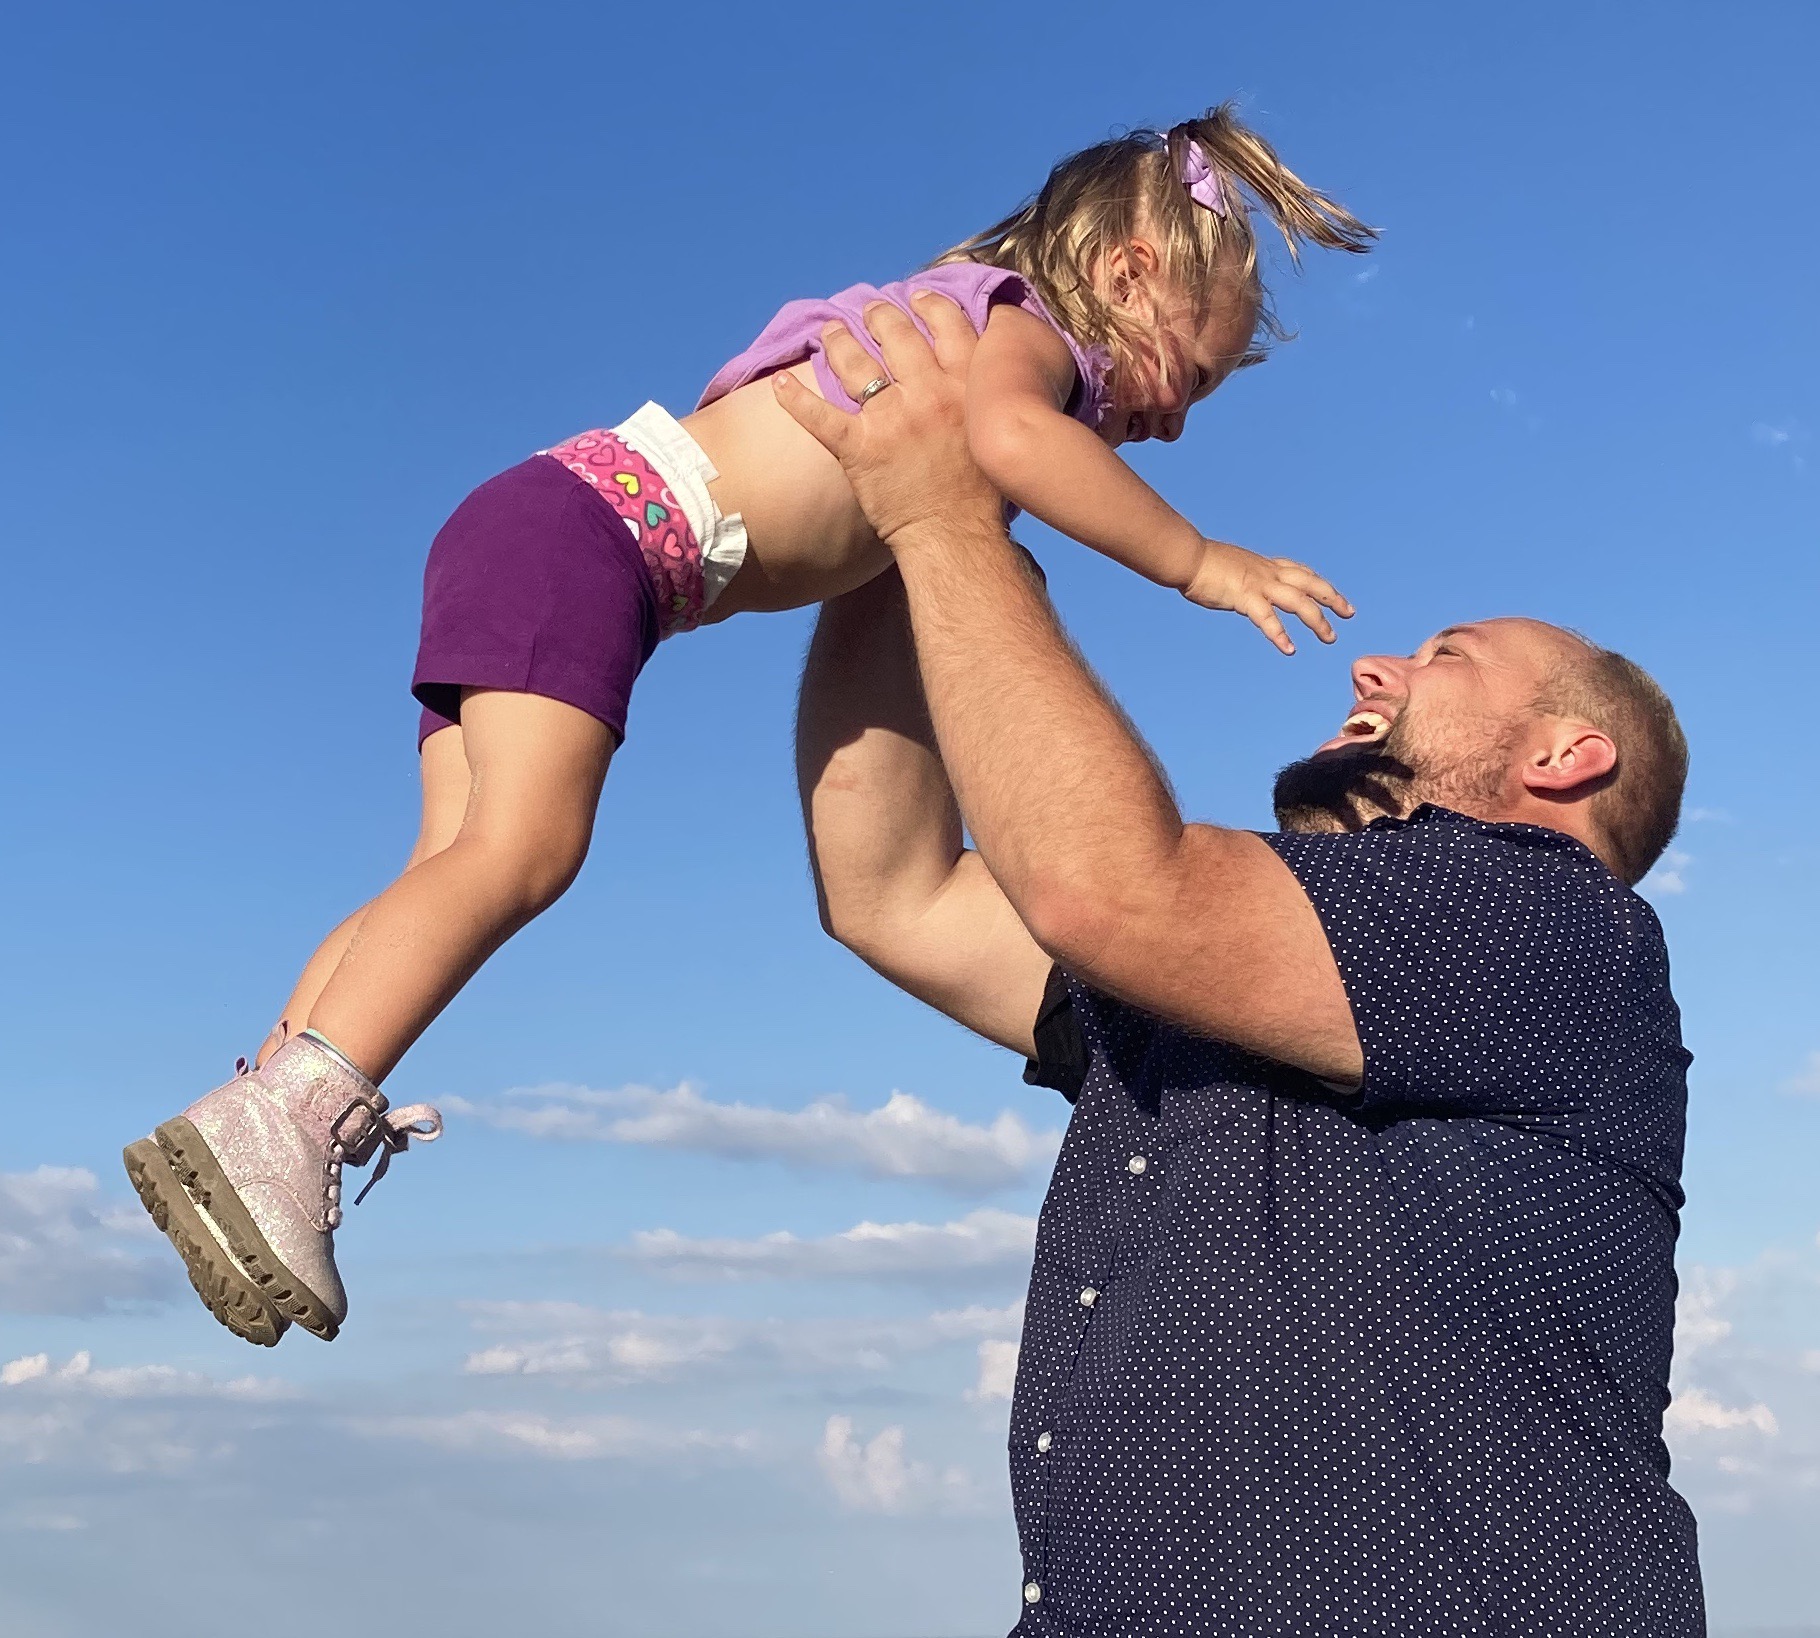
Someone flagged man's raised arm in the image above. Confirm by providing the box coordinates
[777,298,1364,1086]
[795,564,1055,1057]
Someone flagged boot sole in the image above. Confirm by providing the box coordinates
[151,1117,342,1342]
[123,1138,287,1347]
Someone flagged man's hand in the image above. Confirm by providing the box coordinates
[772,295,1003,546]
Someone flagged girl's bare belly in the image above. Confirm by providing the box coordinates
[681,362,893,623]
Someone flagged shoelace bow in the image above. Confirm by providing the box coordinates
[236,1026,444,1230]
[324,1094,443,1228]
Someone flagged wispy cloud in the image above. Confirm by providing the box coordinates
[358,1409,760,1464]
[1665,1248,1820,1515]
[0,1350,293,1401]
[1751,419,1810,471]
[817,1415,980,1514]
[627,1208,1036,1283]
[1489,385,1518,408]
[0,1349,297,1474]
[1640,847,1692,896]
[966,1339,1019,1404]
[1779,1052,1820,1099]
[460,1300,1023,1385]
[0,1167,177,1316]
[446,1082,1060,1193]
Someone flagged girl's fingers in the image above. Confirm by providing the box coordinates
[1272,559,1355,619]
[1276,588,1336,643]
[772,370,853,456]
[1245,597,1296,656]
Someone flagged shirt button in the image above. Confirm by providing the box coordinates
[1078,1286,1099,1308]
[1023,1581,1043,1604]
[1127,1154,1148,1175]
[1036,1431,1053,1453]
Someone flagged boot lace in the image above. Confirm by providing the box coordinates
[324,1094,443,1230]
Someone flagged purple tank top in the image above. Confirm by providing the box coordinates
[698,262,1112,432]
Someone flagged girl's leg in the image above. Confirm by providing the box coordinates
[301,689,614,1083]
[256,725,474,1067]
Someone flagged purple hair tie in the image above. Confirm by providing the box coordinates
[1178,139,1228,217]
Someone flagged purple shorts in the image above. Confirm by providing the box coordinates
[411,455,659,747]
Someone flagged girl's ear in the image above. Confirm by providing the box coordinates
[1104,238,1162,308]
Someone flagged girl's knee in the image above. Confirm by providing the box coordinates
[457,822,591,917]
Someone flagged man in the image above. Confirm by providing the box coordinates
[778,299,1704,1637]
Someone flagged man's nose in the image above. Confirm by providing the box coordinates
[1351,653,1407,700]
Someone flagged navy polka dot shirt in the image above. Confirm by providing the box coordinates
[1012,805,1704,1636]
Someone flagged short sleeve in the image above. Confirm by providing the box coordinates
[1023,964,1086,1102]
[1263,810,1636,1119]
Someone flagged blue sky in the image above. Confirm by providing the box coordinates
[1,3,1816,1634]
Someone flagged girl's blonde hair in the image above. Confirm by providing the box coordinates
[937,103,1375,383]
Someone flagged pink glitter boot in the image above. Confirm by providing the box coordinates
[124,1030,441,1346]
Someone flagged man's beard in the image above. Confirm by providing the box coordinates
[1272,708,1519,835]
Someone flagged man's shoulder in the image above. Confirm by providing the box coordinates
[1263,806,1667,974]
[1266,804,1630,890]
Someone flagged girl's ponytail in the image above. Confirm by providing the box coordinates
[1165,104,1376,264]
[937,101,1374,375]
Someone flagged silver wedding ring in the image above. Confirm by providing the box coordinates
[858,376,891,404]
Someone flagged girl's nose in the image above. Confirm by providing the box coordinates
[1157,411,1186,443]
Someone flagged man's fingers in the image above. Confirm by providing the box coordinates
[909,290,981,375]
[772,370,854,458]
[864,301,944,387]
[820,321,889,402]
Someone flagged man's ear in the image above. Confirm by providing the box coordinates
[1520,722,1618,799]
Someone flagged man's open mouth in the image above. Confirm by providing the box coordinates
[1315,708,1394,756]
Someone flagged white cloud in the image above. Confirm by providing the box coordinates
[817,1415,978,1514]
[358,1409,759,1463]
[967,1339,1019,1404]
[1352,265,1380,285]
[1489,385,1518,408]
[0,1350,296,1475]
[1641,847,1692,896]
[0,1167,177,1315]
[1665,1247,1820,1515]
[445,1083,1060,1193]
[1779,1052,1820,1099]
[460,1300,1023,1385]
[1751,420,1811,473]
[1665,1387,1778,1438]
[627,1208,1037,1283]
[0,1350,293,1402]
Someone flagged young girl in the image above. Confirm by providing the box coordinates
[125,104,1374,1347]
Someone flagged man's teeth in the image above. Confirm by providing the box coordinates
[1342,711,1389,738]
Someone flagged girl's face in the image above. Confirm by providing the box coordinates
[1100,249,1259,449]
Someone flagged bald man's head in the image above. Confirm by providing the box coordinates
[1274,618,1686,885]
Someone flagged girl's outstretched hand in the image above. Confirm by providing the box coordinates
[1184,540,1354,656]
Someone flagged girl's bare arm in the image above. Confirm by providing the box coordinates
[965,304,1205,591]
[962,302,1349,654]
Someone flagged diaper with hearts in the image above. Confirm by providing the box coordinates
[541,403,748,637]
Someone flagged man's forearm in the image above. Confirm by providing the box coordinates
[887,515,1191,970]
[795,569,960,947]
[795,568,1054,1054]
